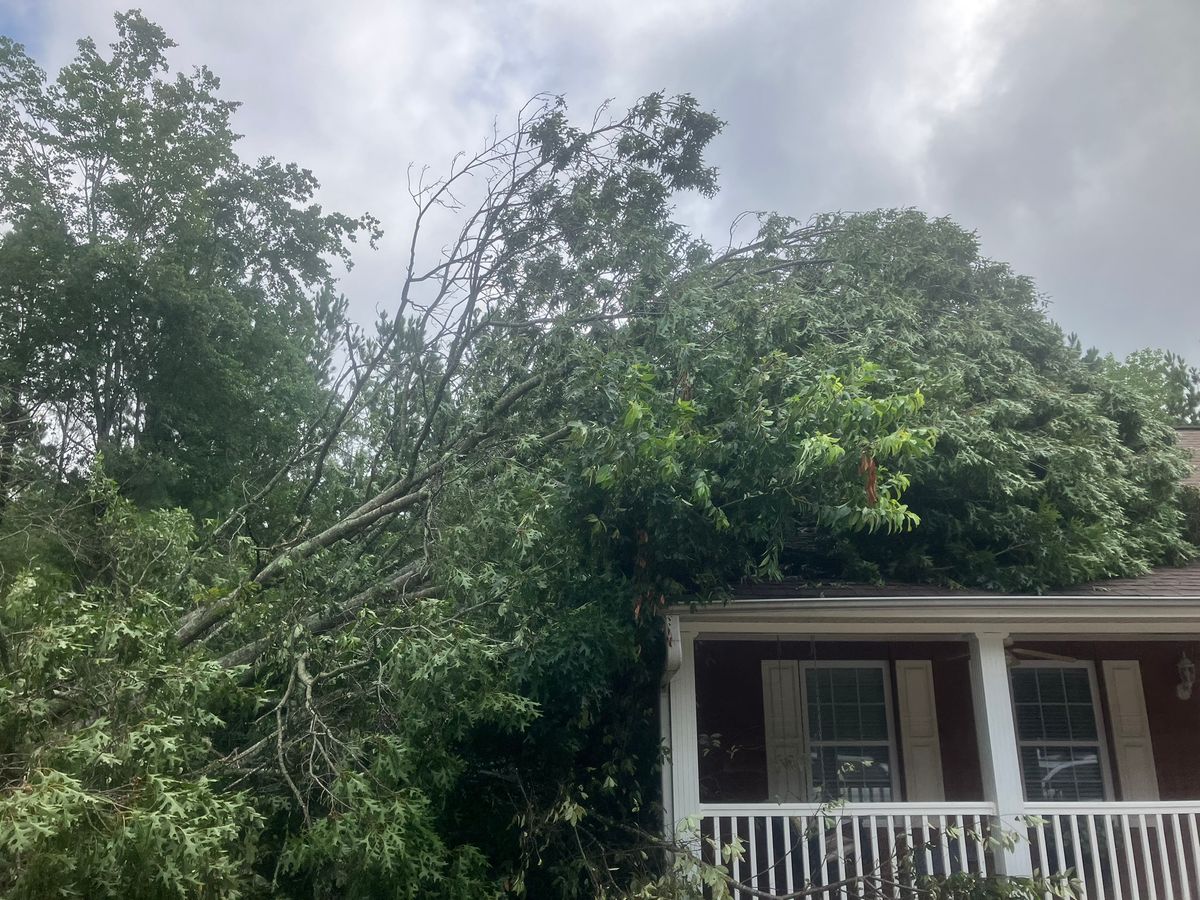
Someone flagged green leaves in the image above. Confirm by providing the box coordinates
[1,15,1193,896]
[0,11,375,521]
[0,485,260,899]
[710,209,1193,589]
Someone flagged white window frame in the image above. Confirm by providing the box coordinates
[1009,660,1115,802]
[797,660,901,802]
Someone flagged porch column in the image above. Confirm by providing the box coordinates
[667,627,701,843]
[968,631,1033,876]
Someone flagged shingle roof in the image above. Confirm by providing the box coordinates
[1179,427,1200,489]
[728,560,1200,602]
[1052,560,1200,597]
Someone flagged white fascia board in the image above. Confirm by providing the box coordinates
[669,595,1200,636]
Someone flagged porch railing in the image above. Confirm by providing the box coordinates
[699,802,1200,900]
[699,802,997,898]
[1025,801,1200,900]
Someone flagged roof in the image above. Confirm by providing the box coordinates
[1058,560,1200,598]
[1179,427,1200,489]
[724,559,1200,603]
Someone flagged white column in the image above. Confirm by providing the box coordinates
[968,631,1033,876]
[658,684,675,839]
[668,629,701,846]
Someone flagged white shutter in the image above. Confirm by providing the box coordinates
[761,660,805,801]
[1102,660,1159,801]
[896,660,945,801]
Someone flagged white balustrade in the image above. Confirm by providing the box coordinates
[699,802,1200,900]
[700,802,996,898]
[1025,802,1200,900]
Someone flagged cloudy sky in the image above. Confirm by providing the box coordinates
[2,0,1198,362]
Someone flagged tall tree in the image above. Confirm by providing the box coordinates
[0,12,377,518]
[1108,348,1200,427]
[695,210,1194,590]
[1,14,1194,900]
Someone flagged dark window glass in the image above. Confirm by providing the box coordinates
[805,667,892,800]
[1011,667,1106,801]
[1019,746,1105,801]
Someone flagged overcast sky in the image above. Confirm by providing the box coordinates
[2,0,1197,362]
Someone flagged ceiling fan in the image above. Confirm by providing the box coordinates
[945,642,1079,665]
[1005,642,1078,666]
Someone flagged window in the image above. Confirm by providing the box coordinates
[802,664,897,802]
[1010,664,1109,802]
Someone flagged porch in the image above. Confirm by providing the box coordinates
[661,595,1200,898]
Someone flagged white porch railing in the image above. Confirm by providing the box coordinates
[1025,802,1200,900]
[699,802,997,898]
[700,802,1200,899]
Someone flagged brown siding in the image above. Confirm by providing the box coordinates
[1016,640,1200,800]
[694,640,982,803]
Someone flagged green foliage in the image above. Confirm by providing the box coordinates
[1106,348,1200,426]
[715,210,1193,589]
[0,12,375,519]
[0,479,261,898]
[1,12,1195,900]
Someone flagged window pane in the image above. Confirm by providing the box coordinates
[833,704,861,740]
[1068,703,1098,741]
[1012,668,1099,742]
[859,672,885,702]
[810,745,893,803]
[859,703,888,741]
[1015,703,1043,739]
[1063,669,1092,703]
[1012,669,1039,703]
[1037,669,1067,703]
[809,703,836,740]
[830,668,858,702]
[1020,746,1105,801]
[807,668,832,702]
[1040,703,1071,741]
[806,668,888,743]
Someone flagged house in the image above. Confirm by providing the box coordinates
[1181,427,1200,489]
[660,430,1200,898]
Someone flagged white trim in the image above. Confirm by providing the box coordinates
[895,659,945,802]
[1101,660,1161,801]
[662,615,682,684]
[699,801,996,817]
[658,684,673,839]
[797,660,901,803]
[969,632,1034,875]
[695,631,1200,642]
[667,629,700,839]
[1024,800,1200,814]
[671,597,1200,635]
[761,660,805,801]
[1009,659,1115,802]
[672,595,1200,611]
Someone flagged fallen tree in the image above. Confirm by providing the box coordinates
[1,12,1193,900]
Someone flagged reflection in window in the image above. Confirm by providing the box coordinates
[805,666,894,802]
[1011,666,1106,801]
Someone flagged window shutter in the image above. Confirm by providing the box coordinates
[761,660,805,801]
[896,660,945,801]
[1102,660,1159,801]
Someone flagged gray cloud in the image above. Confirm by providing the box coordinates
[4,0,1197,361]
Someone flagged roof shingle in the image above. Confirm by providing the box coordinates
[728,560,1200,602]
